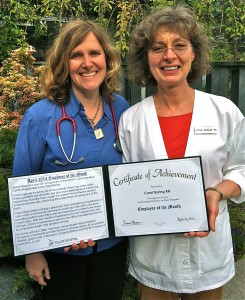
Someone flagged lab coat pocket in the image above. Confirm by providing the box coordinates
[197,205,233,277]
[129,236,171,278]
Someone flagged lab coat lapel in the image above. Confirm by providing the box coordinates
[185,90,206,157]
[142,91,206,160]
[143,96,168,160]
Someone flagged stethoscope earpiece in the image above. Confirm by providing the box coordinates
[54,160,65,166]
[54,156,85,166]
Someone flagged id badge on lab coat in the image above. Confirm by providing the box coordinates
[194,126,218,135]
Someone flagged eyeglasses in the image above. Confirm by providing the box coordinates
[149,43,191,56]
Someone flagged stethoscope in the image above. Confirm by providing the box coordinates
[54,103,122,166]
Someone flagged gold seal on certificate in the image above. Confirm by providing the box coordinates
[8,156,208,256]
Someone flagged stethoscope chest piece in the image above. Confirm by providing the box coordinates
[114,138,122,153]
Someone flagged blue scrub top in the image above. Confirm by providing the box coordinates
[12,89,129,256]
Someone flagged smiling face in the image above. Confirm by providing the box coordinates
[68,32,107,98]
[148,28,195,90]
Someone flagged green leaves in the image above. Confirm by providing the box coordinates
[0,0,244,63]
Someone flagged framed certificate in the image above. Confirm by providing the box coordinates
[8,156,209,256]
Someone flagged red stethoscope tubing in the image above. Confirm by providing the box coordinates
[55,102,121,165]
[56,105,77,136]
[56,103,117,138]
[55,105,79,164]
[109,103,119,141]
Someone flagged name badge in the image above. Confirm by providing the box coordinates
[194,126,218,135]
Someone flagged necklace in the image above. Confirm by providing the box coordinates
[86,94,102,127]
[85,94,104,140]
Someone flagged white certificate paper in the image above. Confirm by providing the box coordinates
[8,168,109,256]
[108,157,209,236]
[8,157,208,256]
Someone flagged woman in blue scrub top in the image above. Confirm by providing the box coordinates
[12,20,129,300]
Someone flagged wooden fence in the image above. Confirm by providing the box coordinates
[120,62,245,115]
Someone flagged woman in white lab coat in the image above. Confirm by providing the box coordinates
[119,6,245,300]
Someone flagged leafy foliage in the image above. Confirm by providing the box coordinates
[229,202,245,260]
[0,129,18,168]
[123,266,138,299]
[0,174,13,258]
[0,0,244,61]
[0,46,46,130]
[191,0,245,61]
[12,267,32,293]
[0,3,28,61]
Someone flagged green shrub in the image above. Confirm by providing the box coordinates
[123,271,138,300]
[0,128,18,169]
[229,202,245,260]
[12,266,32,293]
[0,174,13,258]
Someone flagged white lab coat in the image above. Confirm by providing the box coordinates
[119,89,245,293]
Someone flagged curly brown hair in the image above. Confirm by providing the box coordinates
[40,20,121,104]
[128,6,212,86]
